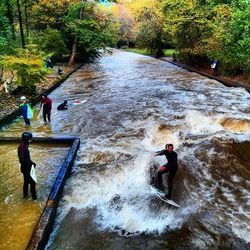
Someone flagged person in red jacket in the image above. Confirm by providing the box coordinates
[18,132,37,200]
[40,94,52,123]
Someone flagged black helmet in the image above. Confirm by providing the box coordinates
[22,132,33,143]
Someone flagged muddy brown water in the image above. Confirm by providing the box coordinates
[0,143,69,250]
[0,50,249,249]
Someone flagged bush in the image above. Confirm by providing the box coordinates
[0,48,48,94]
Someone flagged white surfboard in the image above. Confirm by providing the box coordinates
[37,104,43,119]
[149,185,181,208]
[27,105,33,119]
[72,100,87,105]
[30,165,37,183]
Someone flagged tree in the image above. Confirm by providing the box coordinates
[16,0,25,48]
[207,1,250,75]
[5,0,16,40]
[37,29,69,60]
[162,0,249,76]
[66,1,117,65]
[30,0,70,31]
[110,3,135,42]
[124,0,167,57]
[163,0,213,63]
[0,47,47,94]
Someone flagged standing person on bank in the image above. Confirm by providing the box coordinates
[155,144,178,199]
[19,96,33,125]
[40,94,52,123]
[18,132,37,200]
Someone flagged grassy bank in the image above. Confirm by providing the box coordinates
[123,48,176,57]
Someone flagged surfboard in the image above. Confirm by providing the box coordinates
[37,104,43,119]
[72,100,87,105]
[30,165,37,183]
[149,185,181,208]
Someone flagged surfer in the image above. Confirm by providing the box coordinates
[57,100,68,110]
[155,144,178,199]
[18,132,37,200]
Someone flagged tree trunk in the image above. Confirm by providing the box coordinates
[67,1,85,66]
[5,0,16,40]
[24,0,29,38]
[17,0,25,48]
[68,37,79,66]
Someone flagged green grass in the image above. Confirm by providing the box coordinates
[163,49,176,57]
[122,48,176,57]
[123,48,151,56]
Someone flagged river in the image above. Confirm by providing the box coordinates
[1,50,250,249]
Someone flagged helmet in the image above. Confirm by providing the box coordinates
[20,96,26,100]
[21,132,33,143]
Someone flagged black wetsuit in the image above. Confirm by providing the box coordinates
[18,141,37,199]
[57,102,68,110]
[156,149,178,199]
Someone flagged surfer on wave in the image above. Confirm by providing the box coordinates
[155,143,178,199]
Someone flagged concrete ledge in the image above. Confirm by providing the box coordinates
[0,63,84,128]
[0,136,80,144]
[161,58,250,92]
[24,137,80,250]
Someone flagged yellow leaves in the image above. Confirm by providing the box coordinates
[213,4,233,22]
[2,56,43,69]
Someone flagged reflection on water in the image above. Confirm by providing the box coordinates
[0,143,68,250]
[0,50,250,249]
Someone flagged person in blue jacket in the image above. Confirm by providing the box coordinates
[19,96,32,125]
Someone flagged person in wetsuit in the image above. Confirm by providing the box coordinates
[57,100,68,110]
[155,144,178,199]
[18,132,37,200]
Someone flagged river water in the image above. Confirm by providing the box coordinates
[1,50,250,249]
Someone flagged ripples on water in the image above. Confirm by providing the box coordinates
[1,50,249,249]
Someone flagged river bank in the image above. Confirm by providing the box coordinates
[161,57,250,92]
[0,63,82,126]
[122,48,250,92]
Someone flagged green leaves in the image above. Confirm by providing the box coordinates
[65,1,117,53]
[37,29,69,60]
[0,48,47,94]
[162,0,250,76]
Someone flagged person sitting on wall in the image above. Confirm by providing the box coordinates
[172,53,177,62]
[44,56,53,69]
[211,60,219,76]
[58,66,64,75]
[57,100,68,110]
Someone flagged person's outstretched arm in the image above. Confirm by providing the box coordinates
[155,150,165,156]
